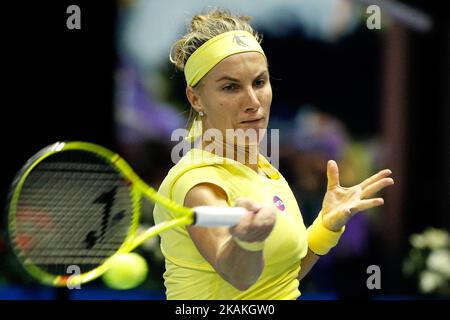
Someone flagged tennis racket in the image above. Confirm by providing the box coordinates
[6,141,246,287]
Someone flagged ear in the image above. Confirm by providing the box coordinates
[186,86,202,113]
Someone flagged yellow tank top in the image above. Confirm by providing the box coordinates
[153,148,308,299]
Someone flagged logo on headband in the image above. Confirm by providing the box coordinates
[232,34,249,47]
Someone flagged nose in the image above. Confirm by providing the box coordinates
[243,87,260,113]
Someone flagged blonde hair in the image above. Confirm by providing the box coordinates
[170,8,262,75]
[170,9,262,132]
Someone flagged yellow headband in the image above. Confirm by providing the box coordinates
[184,30,266,87]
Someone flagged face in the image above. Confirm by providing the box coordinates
[187,51,272,144]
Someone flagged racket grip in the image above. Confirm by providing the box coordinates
[193,206,247,226]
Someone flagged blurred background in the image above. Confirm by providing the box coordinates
[1,0,449,300]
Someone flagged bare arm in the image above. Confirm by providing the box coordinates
[184,183,276,291]
[298,249,320,281]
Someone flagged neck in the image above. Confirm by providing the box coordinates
[200,138,260,173]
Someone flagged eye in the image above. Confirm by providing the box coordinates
[254,79,266,88]
[222,84,238,92]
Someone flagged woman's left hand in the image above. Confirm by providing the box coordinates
[320,160,394,232]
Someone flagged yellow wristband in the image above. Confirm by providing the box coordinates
[306,213,345,256]
[233,237,265,252]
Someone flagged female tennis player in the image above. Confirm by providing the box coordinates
[153,9,394,299]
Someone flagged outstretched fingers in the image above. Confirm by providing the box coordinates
[360,169,392,189]
[327,160,340,190]
[352,198,385,213]
[361,177,394,198]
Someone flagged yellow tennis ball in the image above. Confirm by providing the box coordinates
[102,253,148,290]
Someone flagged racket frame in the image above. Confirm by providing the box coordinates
[7,141,194,287]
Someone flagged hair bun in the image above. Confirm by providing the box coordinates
[190,15,207,31]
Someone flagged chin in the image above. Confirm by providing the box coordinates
[230,129,267,147]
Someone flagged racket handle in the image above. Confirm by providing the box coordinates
[193,206,247,226]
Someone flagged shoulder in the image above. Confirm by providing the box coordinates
[160,149,236,206]
[167,148,235,192]
[172,165,233,206]
[184,182,229,207]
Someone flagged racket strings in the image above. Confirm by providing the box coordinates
[19,174,125,244]
[12,150,136,275]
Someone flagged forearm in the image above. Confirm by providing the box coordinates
[184,185,274,291]
[298,249,320,281]
[215,237,264,291]
[298,211,344,281]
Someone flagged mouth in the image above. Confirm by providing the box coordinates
[240,117,264,124]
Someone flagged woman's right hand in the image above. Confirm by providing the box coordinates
[229,198,277,243]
